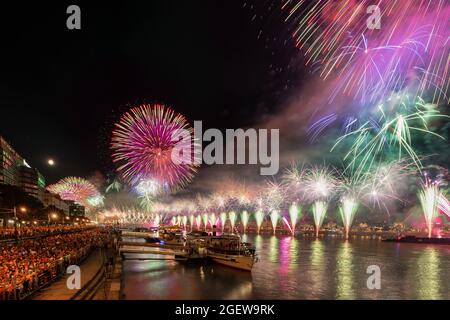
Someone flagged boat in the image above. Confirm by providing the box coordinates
[206,234,257,271]
[382,235,450,245]
[158,228,186,246]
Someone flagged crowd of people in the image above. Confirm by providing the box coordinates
[0,225,94,241]
[0,227,110,300]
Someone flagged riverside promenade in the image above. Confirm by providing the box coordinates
[33,249,105,300]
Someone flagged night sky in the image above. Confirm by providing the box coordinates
[0,1,302,184]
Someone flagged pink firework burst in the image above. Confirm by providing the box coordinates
[111,104,198,192]
[47,177,101,207]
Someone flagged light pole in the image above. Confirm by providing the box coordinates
[0,205,26,229]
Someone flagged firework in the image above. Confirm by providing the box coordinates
[332,95,448,175]
[282,217,293,235]
[255,210,265,234]
[241,211,250,233]
[189,214,195,231]
[304,166,339,201]
[182,215,188,230]
[312,201,328,238]
[202,214,209,230]
[136,179,161,196]
[288,203,301,235]
[209,213,217,227]
[171,216,177,226]
[220,212,227,231]
[136,179,161,211]
[229,211,237,233]
[213,194,228,210]
[195,215,202,230]
[87,195,104,207]
[282,162,307,200]
[339,197,359,239]
[263,181,286,212]
[102,207,161,225]
[111,104,199,192]
[47,177,102,209]
[270,210,280,235]
[438,194,450,219]
[418,184,440,238]
[283,0,450,104]
[362,159,413,211]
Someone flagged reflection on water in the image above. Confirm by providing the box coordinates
[336,241,355,299]
[416,248,441,299]
[309,240,325,297]
[122,235,450,300]
[269,236,279,263]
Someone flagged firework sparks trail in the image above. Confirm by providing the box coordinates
[282,162,307,200]
[418,184,440,238]
[270,210,280,235]
[195,215,202,230]
[241,210,250,233]
[229,211,237,233]
[263,181,286,212]
[189,214,194,231]
[209,213,217,228]
[339,197,359,239]
[331,95,449,176]
[438,194,450,219]
[202,214,209,230]
[288,203,301,235]
[282,0,450,104]
[255,210,265,234]
[220,212,227,231]
[283,217,294,235]
[312,201,328,237]
[361,159,414,211]
[111,104,199,192]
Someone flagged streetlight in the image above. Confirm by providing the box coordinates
[48,212,59,224]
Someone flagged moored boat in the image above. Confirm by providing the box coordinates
[206,234,257,271]
[382,235,450,244]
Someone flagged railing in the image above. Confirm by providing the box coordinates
[70,264,106,300]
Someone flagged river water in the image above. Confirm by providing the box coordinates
[121,234,450,300]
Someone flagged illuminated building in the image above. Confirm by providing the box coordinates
[0,136,23,186]
[0,135,47,202]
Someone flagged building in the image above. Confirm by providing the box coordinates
[0,136,24,186]
[0,135,47,203]
[69,202,86,218]
[19,165,46,202]
[1,135,85,218]
[42,190,70,215]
